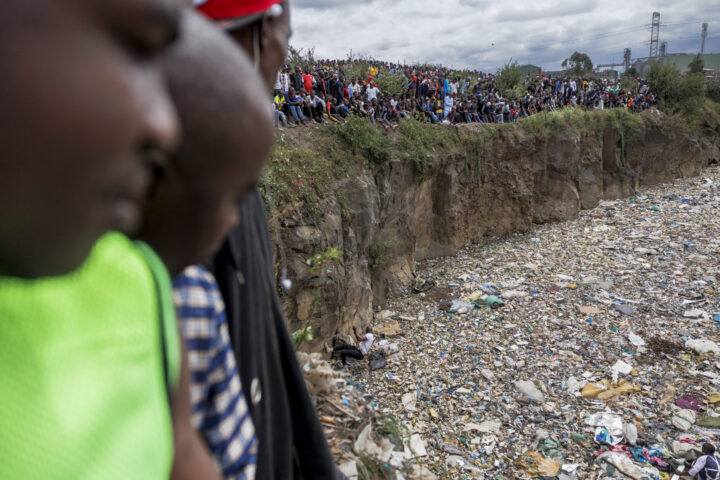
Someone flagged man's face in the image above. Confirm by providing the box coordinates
[258,1,291,89]
[0,0,180,277]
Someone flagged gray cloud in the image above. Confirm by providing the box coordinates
[289,0,720,71]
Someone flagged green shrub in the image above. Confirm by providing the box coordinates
[286,45,316,74]
[375,72,408,97]
[333,116,391,164]
[708,83,720,104]
[688,55,704,74]
[397,117,453,181]
[496,61,523,93]
[369,238,398,269]
[623,66,638,78]
[646,61,706,117]
[675,73,706,117]
[342,59,372,82]
[619,76,637,94]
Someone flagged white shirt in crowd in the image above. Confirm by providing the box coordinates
[309,95,324,108]
[366,86,380,101]
[359,333,375,355]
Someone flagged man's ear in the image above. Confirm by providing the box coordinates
[259,14,275,51]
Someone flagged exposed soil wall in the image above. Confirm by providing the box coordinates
[270,109,720,351]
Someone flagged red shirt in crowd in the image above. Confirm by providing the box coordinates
[302,73,313,93]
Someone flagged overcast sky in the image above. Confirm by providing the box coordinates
[289,0,720,72]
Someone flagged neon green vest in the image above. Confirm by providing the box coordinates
[0,232,179,479]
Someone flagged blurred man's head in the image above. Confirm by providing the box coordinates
[702,443,716,456]
[197,0,291,90]
[0,0,180,278]
[139,10,272,274]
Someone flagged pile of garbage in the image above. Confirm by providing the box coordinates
[333,166,720,478]
[298,352,437,479]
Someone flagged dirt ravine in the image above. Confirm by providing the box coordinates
[273,110,720,350]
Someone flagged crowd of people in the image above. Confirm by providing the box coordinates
[272,59,657,129]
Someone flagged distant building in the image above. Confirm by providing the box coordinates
[594,69,619,80]
[632,53,720,77]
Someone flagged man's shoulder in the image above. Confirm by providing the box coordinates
[173,265,218,291]
[172,265,223,318]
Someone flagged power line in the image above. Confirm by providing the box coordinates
[661,17,720,27]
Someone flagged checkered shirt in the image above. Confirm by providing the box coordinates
[173,266,257,480]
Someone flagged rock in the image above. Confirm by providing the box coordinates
[286,226,322,253]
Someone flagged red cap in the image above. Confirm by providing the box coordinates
[195,0,283,30]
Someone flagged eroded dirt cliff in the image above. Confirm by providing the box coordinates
[264,108,720,350]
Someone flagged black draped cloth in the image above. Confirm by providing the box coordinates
[212,190,337,480]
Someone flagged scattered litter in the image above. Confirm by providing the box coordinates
[686,338,720,354]
[332,168,720,478]
[515,380,545,403]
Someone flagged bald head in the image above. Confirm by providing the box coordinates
[162,10,270,177]
[139,9,273,274]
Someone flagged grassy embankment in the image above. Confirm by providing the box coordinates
[261,101,720,228]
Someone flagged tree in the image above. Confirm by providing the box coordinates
[623,66,638,78]
[562,51,593,76]
[496,61,523,92]
[286,45,316,74]
[646,60,706,117]
[688,54,704,74]
[375,72,408,97]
